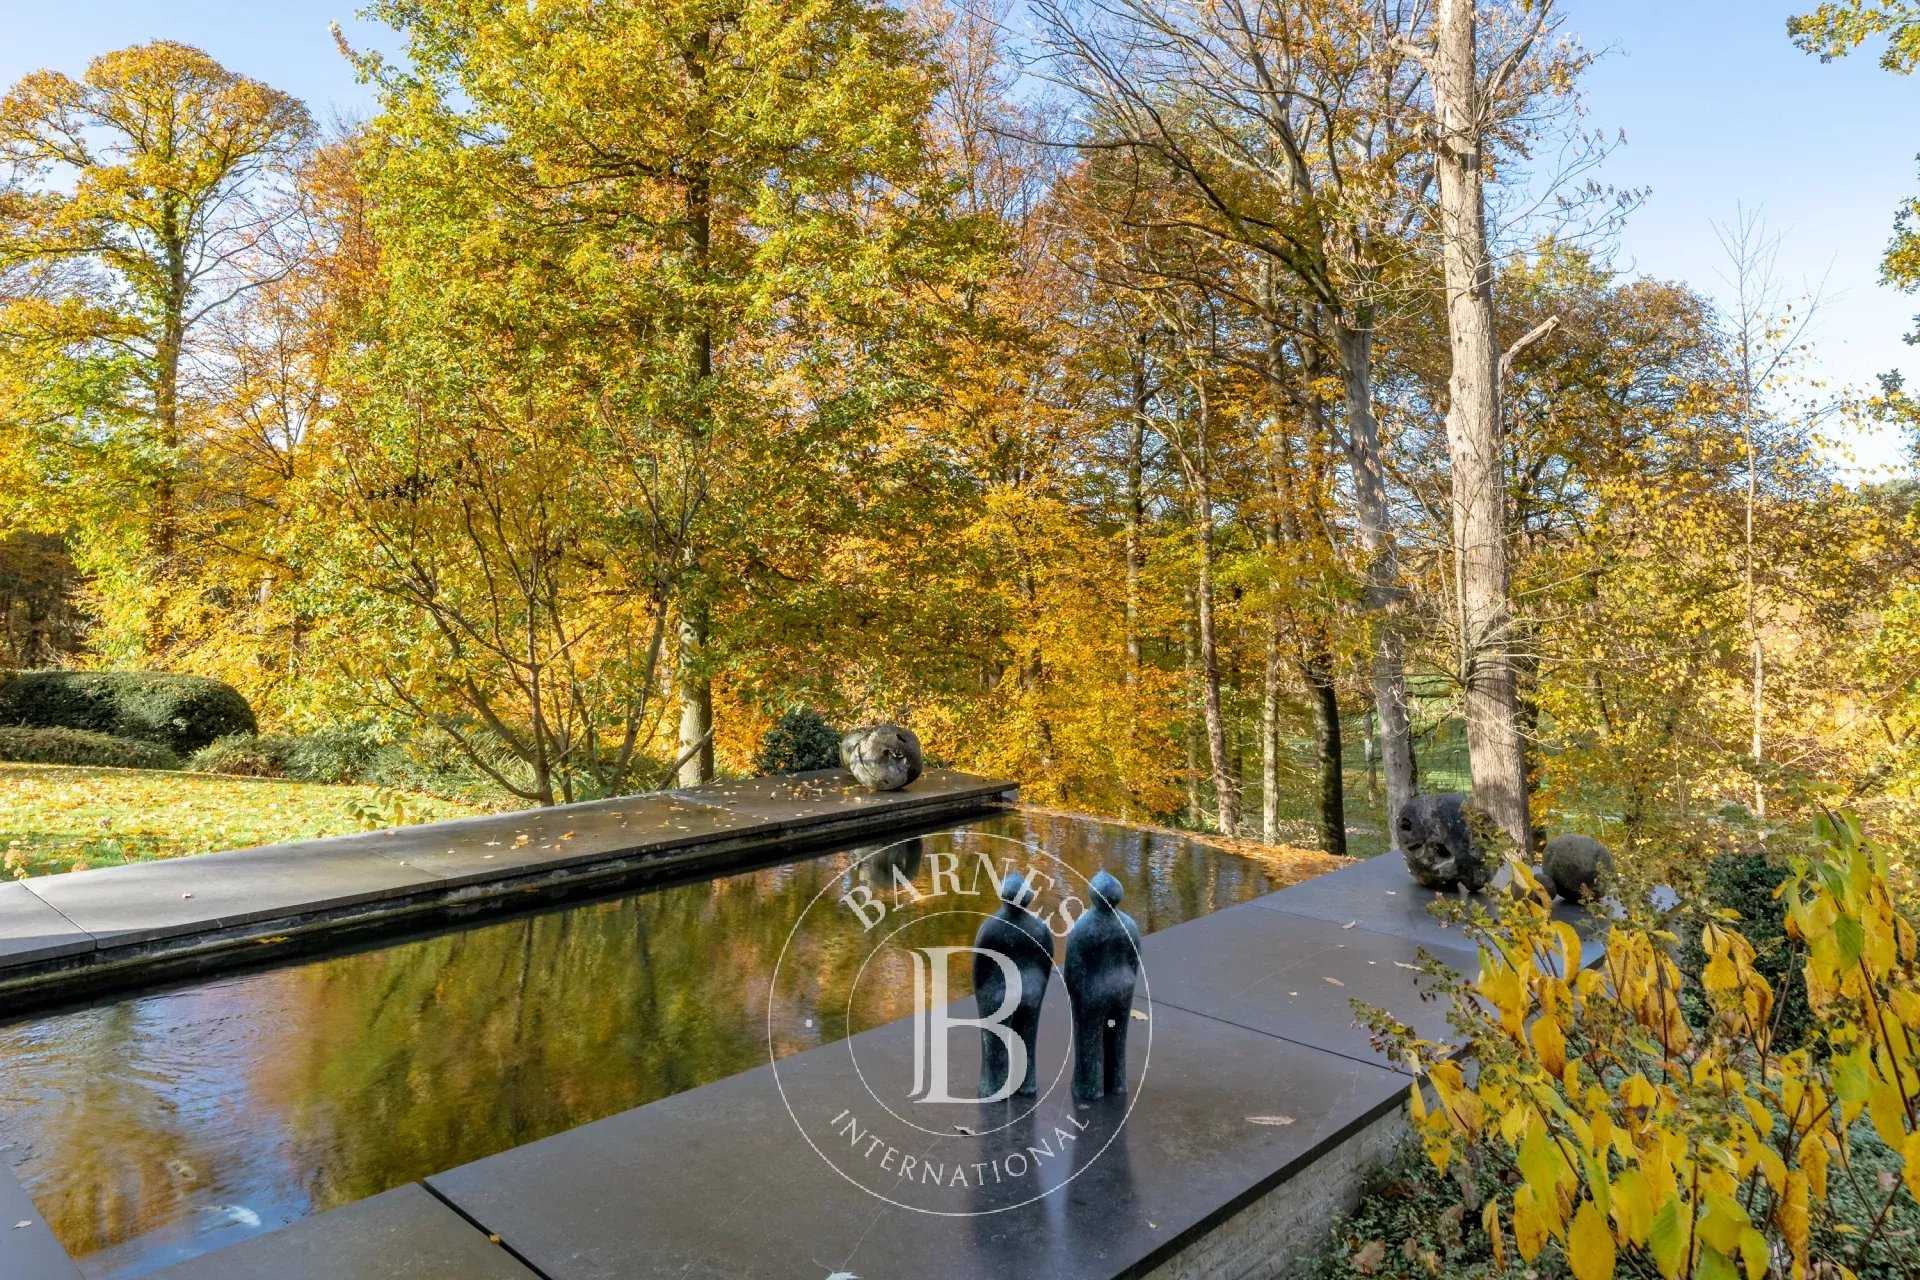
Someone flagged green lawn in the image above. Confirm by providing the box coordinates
[0,763,485,879]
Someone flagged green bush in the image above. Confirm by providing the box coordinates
[187,734,292,778]
[0,670,256,755]
[1678,847,1814,1049]
[755,706,842,774]
[0,726,181,770]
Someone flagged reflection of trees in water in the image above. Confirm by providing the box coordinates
[0,811,1284,1264]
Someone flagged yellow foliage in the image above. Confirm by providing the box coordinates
[1365,812,1920,1280]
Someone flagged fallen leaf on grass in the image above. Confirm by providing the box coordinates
[1351,1239,1385,1274]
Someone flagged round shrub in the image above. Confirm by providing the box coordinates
[0,726,181,770]
[0,670,257,755]
[755,706,842,774]
[187,734,292,778]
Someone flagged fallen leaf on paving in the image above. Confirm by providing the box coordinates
[1394,961,1420,971]
[1130,1008,1148,1021]
[1245,1115,1295,1126]
[1324,976,1345,986]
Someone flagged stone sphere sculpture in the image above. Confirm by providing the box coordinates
[1541,834,1613,904]
[839,724,923,791]
[1063,870,1141,1102]
[972,872,1055,1100]
[1396,792,1494,893]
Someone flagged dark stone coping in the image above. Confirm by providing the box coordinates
[6,848,1613,1279]
[0,1161,81,1279]
[0,768,1016,1009]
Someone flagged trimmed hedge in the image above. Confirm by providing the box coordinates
[755,706,842,774]
[0,670,256,755]
[0,726,182,770]
[187,734,291,778]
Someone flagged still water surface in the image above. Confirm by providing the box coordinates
[0,809,1298,1277]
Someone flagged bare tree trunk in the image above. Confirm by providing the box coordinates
[1333,320,1415,835]
[676,598,714,786]
[1306,653,1347,856]
[1432,0,1531,852]
[1182,606,1202,823]
[1126,331,1148,676]
[1261,606,1282,842]
[1189,380,1240,836]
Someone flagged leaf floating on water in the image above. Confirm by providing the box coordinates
[1323,976,1345,986]
[1245,1115,1295,1126]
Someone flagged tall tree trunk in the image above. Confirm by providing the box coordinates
[676,599,714,787]
[1261,607,1282,843]
[1306,653,1346,856]
[677,126,717,786]
[1188,380,1240,836]
[1332,319,1415,835]
[1126,331,1148,676]
[1432,0,1531,853]
[1284,325,1350,855]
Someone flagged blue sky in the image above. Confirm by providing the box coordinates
[4,0,1917,470]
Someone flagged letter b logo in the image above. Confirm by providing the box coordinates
[908,946,1025,1105]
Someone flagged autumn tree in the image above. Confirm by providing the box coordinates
[0,42,311,652]
[329,0,979,797]
[1033,0,1431,835]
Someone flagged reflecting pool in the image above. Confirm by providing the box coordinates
[0,809,1310,1277]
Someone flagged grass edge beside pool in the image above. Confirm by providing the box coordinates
[1,762,488,878]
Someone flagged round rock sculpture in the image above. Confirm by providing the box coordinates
[1541,834,1613,904]
[840,724,924,791]
[1397,792,1495,893]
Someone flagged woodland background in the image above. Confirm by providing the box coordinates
[3,0,1919,868]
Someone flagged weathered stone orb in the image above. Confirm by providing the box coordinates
[840,724,924,791]
[1397,792,1494,893]
[1541,834,1613,904]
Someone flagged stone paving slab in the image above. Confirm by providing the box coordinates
[0,883,93,968]
[19,844,446,950]
[143,1184,537,1280]
[368,792,755,885]
[19,840,445,951]
[0,1163,81,1279]
[0,769,1013,977]
[1250,851,1607,970]
[1141,903,1466,1073]
[429,998,1405,1280]
[672,768,1014,829]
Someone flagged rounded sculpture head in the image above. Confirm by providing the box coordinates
[998,870,1035,908]
[840,723,924,792]
[1088,869,1124,910]
[1541,834,1613,904]
[1397,792,1494,893]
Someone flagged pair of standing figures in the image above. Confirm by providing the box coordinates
[973,869,1140,1104]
